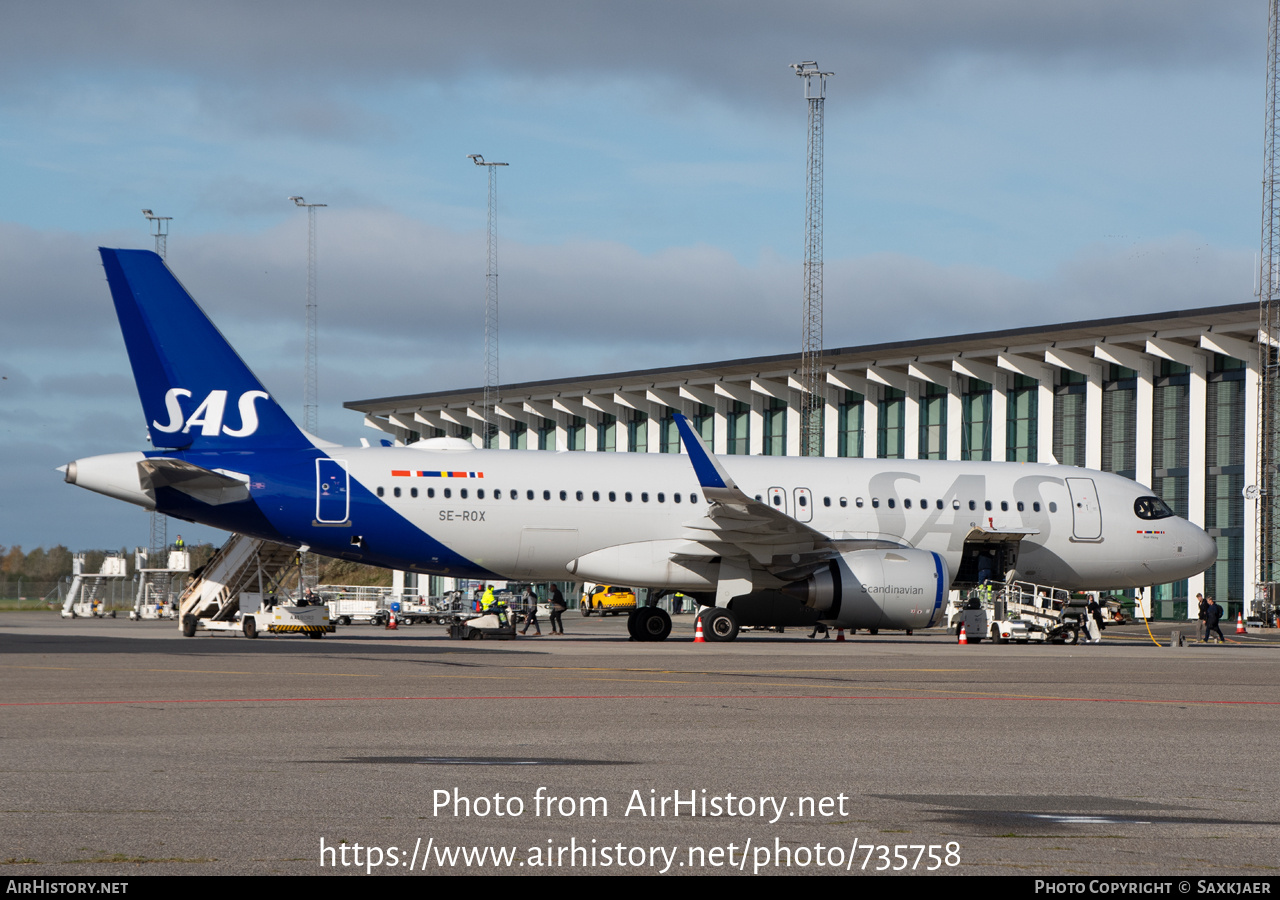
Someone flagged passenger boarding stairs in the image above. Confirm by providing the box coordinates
[60,553,128,618]
[177,534,299,629]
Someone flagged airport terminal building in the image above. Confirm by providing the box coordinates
[347,302,1263,621]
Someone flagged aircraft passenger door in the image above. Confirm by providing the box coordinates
[793,487,813,523]
[316,458,350,524]
[1065,477,1102,542]
[767,487,788,516]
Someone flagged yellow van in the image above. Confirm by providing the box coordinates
[580,585,637,617]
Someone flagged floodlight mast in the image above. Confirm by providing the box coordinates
[141,209,171,260]
[468,155,508,448]
[140,208,174,604]
[289,196,326,591]
[791,61,832,458]
[289,196,326,438]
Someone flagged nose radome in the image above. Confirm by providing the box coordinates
[1189,524,1218,572]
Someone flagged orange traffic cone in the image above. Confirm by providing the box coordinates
[386,611,398,630]
[694,616,706,643]
[1237,612,1247,635]
[835,628,846,642]
[958,623,968,645]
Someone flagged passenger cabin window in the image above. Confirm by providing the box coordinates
[887,498,896,508]
[376,487,384,497]
[984,501,992,511]
[1049,502,1058,513]
[461,488,468,499]
[691,493,698,503]
[641,492,649,502]
[625,492,633,502]
[393,487,401,498]
[592,491,600,501]
[674,493,681,503]
[576,491,583,501]
[560,490,567,501]
[657,493,665,503]
[1134,496,1175,520]
[823,497,831,507]
[871,498,879,508]
[904,499,912,509]
[411,487,418,498]
[1000,501,1008,511]
[444,488,452,499]
[477,489,484,499]
[798,495,807,507]
[543,490,551,500]
[609,491,617,502]
[428,488,435,498]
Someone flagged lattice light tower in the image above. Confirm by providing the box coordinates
[468,155,508,447]
[289,196,325,590]
[141,209,173,597]
[289,196,326,437]
[1259,0,1280,622]
[792,62,833,457]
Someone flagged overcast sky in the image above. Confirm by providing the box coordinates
[0,1,1269,550]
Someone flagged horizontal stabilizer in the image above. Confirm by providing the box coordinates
[138,457,252,506]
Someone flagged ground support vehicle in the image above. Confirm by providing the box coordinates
[978,581,1083,644]
[182,591,333,639]
[447,603,517,640]
[328,597,388,627]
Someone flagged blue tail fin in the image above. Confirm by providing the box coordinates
[100,248,311,452]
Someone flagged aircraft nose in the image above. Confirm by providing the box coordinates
[1188,523,1218,572]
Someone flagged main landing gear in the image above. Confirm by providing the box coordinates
[627,607,673,642]
[698,607,739,642]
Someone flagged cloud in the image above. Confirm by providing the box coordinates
[0,2,1261,110]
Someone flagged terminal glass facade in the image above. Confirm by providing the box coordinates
[763,397,787,456]
[961,378,992,461]
[1151,362,1190,618]
[838,390,863,458]
[1053,371,1087,467]
[693,403,714,446]
[627,410,647,453]
[597,413,616,452]
[1006,375,1037,462]
[509,420,528,450]
[727,401,749,455]
[567,415,586,451]
[1205,355,1246,615]
[538,417,556,451]
[659,407,680,453]
[878,388,905,459]
[1101,365,1137,480]
[919,383,947,460]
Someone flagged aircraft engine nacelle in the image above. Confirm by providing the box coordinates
[781,548,951,631]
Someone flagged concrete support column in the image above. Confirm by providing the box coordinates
[1086,364,1103,470]
[1135,358,1154,487]
[1187,352,1209,612]
[1037,375,1055,464]
[786,390,801,457]
[554,414,567,454]
[585,414,597,452]
[904,382,920,460]
[646,403,660,453]
[863,384,879,458]
[749,394,764,456]
[1244,361,1261,617]
[946,374,963,461]
[991,372,1008,462]
[713,397,728,456]
[823,385,840,458]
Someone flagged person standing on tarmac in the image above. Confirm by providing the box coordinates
[1084,593,1104,643]
[1203,596,1225,644]
[520,586,542,636]
[548,585,567,635]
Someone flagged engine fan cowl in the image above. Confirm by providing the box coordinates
[780,548,950,630]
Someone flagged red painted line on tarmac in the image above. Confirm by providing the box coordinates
[2,694,1278,707]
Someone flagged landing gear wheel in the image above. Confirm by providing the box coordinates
[632,607,672,642]
[701,608,739,642]
[243,617,258,639]
[181,615,197,638]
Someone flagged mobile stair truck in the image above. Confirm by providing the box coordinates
[178,534,333,639]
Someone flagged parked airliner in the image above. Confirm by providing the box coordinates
[63,249,1218,641]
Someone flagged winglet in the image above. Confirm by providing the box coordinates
[673,413,738,495]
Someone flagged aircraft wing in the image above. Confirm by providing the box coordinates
[137,457,252,506]
[672,413,836,570]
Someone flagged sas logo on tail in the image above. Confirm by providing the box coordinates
[153,389,270,437]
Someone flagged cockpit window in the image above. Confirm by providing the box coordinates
[1134,496,1174,520]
